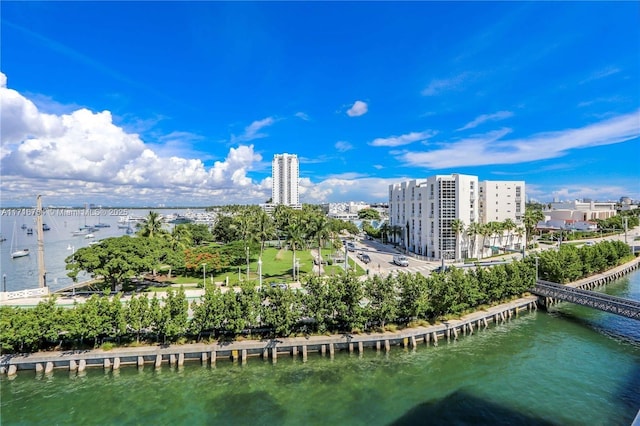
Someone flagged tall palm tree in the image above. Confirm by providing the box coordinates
[503,218,516,248]
[137,211,165,239]
[524,208,545,247]
[451,219,465,262]
[466,222,481,259]
[163,225,192,278]
[273,204,293,248]
[379,222,390,244]
[255,209,276,258]
[286,212,306,280]
[308,213,330,275]
[479,224,492,259]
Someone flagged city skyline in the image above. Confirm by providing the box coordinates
[1,2,639,207]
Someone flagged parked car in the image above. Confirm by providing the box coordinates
[393,255,409,266]
[361,254,371,264]
[346,242,356,252]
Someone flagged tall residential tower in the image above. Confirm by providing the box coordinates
[271,153,300,208]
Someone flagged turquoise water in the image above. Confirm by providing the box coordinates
[2,271,639,425]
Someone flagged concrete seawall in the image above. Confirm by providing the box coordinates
[0,296,538,376]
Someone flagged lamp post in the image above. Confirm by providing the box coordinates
[535,256,539,282]
[202,263,207,287]
[2,274,6,293]
[67,244,75,296]
[246,246,250,280]
[258,257,263,290]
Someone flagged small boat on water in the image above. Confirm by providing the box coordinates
[72,229,89,236]
[11,221,30,259]
[21,224,27,230]
[94,222,111,228]
[11,248,30,259]
[43,223,51,231]
[26,228,33,235]
[85,233,95,239]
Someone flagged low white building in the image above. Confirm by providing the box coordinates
[547,200,616,221]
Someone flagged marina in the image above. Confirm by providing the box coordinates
[0,208,214,293]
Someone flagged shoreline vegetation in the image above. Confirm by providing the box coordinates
[0,240,634,358]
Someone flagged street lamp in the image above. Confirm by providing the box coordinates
[246,246,250,280]
[67,244,75,296]
[258,257,263,290]
[202,263,207,287]
[2,274,6,293]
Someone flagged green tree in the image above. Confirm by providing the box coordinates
[357,208,381,221]
[365,274,398,329]
[66,236,160,291]
[136,211,166,239]
[126,295,150,343]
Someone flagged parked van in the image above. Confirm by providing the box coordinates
[393,255,409,266]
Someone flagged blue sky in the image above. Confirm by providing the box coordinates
[1,2,638,207]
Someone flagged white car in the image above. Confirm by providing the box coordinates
[393,255,409,266]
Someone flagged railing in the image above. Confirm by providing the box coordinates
[532,280,640,320]
[0,287,50,301]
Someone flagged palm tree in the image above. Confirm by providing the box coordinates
[307,213,330,275]
[451,219,465,262]
[273,204,293,248]
[379,222,390,244]
[503,218,516,248]
[524,208,545,247]
[255,209,276,258]
[137,211,165,239]
[286,212,306,280]
[515,226,525,248]
[466,222,481,259]
[234,206,259,279]
[163,225,192,278]
[479,224,492,259]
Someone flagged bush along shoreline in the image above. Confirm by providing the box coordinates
[0,240,633,355]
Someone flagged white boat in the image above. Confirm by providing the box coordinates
[10,221,30,259]
[72,229,89,236]
[85,233,95,239]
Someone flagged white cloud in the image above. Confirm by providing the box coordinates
[0,73,269,205]
[457,110,513,131]
[230,117,275,143]
[295,111,309,121]
[398,110,640,169]
[300,176,396,204]
[335,141,353,152]
[346,100,368,117]
[421,72,473,96]
[370,130,436,147]
[580,66,621,84]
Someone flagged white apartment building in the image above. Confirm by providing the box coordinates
[271,153,300,208]
[388,174,525,260]
[479,180,525,223]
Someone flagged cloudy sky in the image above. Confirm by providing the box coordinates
[1,2,638,207]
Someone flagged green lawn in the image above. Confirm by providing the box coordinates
[172,246,365,287]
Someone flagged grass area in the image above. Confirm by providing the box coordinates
[160,246,366,287]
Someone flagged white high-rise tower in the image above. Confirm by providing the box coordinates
[272,153,300,208]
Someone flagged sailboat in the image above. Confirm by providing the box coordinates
[11,221,30,259]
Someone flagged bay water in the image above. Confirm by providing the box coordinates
[2,270,639,425]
